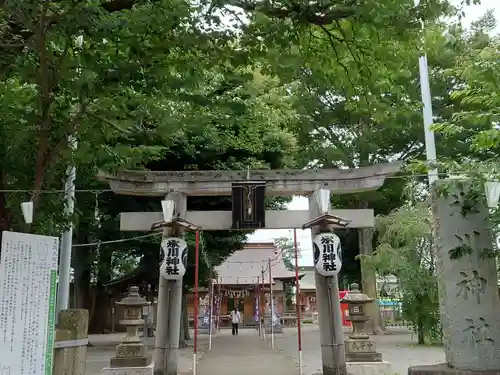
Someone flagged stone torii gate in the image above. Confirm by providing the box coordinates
[101,163,401,375]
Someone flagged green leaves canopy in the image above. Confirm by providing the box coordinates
[362,203,440,343]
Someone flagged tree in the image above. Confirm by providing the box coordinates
[274,236,300,270]
[0,0,262,334]
[264,8,497,334]
[362,202,440,344]
[273,23,422,334]
[235,0,459,333]
[0,0,305,333]
[70,66,301,333]
[433,16,499,160]
[0,0,250,238]
[426,14,500,237]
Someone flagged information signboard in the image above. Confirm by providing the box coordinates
[0,231,59,375]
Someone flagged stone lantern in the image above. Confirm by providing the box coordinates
[110,286,152,368]
[341,283,382,362]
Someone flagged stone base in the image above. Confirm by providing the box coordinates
[345,337,381,362]
[109,354,152,368]
[409,364,500,375]
[102,362,154,375]
[346,352,382,362]
[346,361,393,375]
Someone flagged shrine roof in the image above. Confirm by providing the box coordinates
[216,242,304,285]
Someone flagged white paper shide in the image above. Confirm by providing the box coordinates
[160,237,187,280]
[313,232,342,277]
[0,231,59,375]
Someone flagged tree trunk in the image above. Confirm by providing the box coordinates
[417,313,425,345]
[89,287,111,333]
[72,231,93,310]
[0,193,10,242]
[0,170,13,244]
[359,228,386,335]
[89,247,113,333]
[179,293,190,348]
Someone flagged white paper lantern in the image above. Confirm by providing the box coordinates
[485,182,500,209]
[160,237,187,280]
[21,201,33,224]
[313,232,342,277]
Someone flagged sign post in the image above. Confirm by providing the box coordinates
[0,231,59,375]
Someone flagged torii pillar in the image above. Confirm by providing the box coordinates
[152,191,199,375]
[304,189,348,375]
[99,163,401,375]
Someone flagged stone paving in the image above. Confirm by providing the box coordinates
[85,326,446,375]
[273,325,445,375]
[197,328,297,375]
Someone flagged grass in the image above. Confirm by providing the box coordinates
[404,341,444,348]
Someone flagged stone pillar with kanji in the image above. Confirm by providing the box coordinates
[409,180,500,375]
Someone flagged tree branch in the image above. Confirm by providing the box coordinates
[101,0,160,12]
[87,111,133,135]
[3,0,158,50]
[48,100,89,161]
[231,0,358,25]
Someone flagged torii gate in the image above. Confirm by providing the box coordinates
[101,162,401,375]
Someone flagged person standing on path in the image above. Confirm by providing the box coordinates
[231,307,241,335]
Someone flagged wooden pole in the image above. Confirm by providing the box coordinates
[261,266,266,340]
[208,268,214,350]
[257,276,262,336]
[268,257,275,348]
[217,277,222,332]
[193,231,200,375]
[294,229,303,375]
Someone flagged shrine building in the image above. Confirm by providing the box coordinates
[187,242,306,327]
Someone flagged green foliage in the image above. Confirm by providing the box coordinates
[423,13,500,211]
[274,236,300,270]
[362,203,441,344]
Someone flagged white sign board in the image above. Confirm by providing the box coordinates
[160,237,187,280]
[313,232,342,277]
[0,231,59,375]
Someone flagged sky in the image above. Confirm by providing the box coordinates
[457,0,500,32]
[246,0,499,266]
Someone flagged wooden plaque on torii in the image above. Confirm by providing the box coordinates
[231,182,266,230]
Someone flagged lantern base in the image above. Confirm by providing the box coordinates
[345,338,382,362]
[346,352,382,362]
[110,343,152,368]
[110,355,152,368]
[346,361,393,375]
[102,362,154,375]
